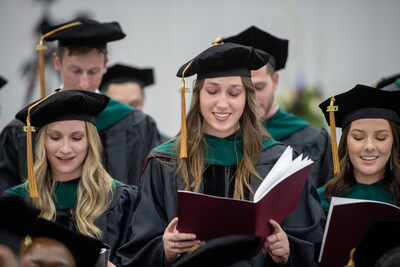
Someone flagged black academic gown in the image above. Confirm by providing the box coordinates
[274,124,333,189]
[0,108,161,193]
[99,109,161,186]
[0,119,36,193]
[2,183,137,267]
[118,143,325,267]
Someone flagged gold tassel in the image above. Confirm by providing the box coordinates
[36,21,83,99]
[36,40,47,99]
[346,248,356,267]
[179,43,221,159]
[25,91,59,198]
[179,64,191,159]
[327,96,340,174]
[26,117,38,198]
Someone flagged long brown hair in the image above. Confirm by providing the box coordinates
[28,121,113,239]
[324,120,400,204]
[175,76,271,200]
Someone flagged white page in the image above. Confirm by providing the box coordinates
[254,146,313,202]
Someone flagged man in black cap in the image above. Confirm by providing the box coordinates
[217,26,333,189]
[100,63,169,141]
[20,218,105,267]
[0,18,162,192]
[100,63,154,110]
[0,196,104,267]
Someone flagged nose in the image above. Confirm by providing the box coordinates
[216,95,229,109]
[79,73,90,90]
[60,139,72,154]
[364,137,375,151]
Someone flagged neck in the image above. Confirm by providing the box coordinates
[354,171,385,185]
[264,103,278,122]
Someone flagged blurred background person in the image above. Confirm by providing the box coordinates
[216,26,333,189]
[100,63,170,141]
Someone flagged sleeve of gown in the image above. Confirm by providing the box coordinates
[118,156,178,267]
[281,178,326,267]
[0,122,30,193]
[106,184,138,266]
[316,128,333,188]
[132,111,162,164]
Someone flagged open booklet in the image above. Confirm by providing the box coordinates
[177,146,313,251]
[318,197,400,267]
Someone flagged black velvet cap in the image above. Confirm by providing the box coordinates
[0,75,6,89]
[15,90,109,128]
[219,26,289,71]
[176,43,270,79]
[41,18,126,48]
[28,218,104,267]
[99,63,154,91]
[171,235,261,267]
[353,221,400,267]
[0,197,39,255]
[319,84,400,128]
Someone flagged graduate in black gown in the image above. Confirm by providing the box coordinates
[0,18,161,193]
[99,63,170,142]
[2,90,137,266]
[118,43,325,266]
[216,26,333,189]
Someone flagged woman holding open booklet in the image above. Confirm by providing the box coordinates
[119,43,325,266]
[317,85,400,267]
[318,84,400,211]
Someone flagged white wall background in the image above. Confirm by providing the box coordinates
[1,0,399,137]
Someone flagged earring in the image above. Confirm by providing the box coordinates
[347,158,350,174]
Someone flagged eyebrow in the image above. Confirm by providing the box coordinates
[47,129,85,135]
[351,129,390,134]
[204,82,244,89]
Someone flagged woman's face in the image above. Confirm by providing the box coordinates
[45,120,88,182]
[200,76,246,138]
[347,118,393,184]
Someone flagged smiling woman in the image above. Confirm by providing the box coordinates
[2,90,138,266]
[317,84,400,211]
[119,43,326,267]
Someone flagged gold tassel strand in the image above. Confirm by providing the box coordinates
[36,21,83,99]
[327,96,340,174]
[24,91,59,198]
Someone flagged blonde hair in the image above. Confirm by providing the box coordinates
[28,121,113,239]
[175,76,271,200]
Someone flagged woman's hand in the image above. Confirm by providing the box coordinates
[163,217,200,267]
[263,219,290,266]
[107,261,116,267]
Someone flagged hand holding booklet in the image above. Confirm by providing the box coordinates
[177,146,313,248]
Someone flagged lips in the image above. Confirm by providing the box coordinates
[213,112,230,121]
[56,156,74,163]
[361,156,378,161]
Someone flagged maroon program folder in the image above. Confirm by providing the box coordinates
[177,156,312,254]
[319,197,400,267]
